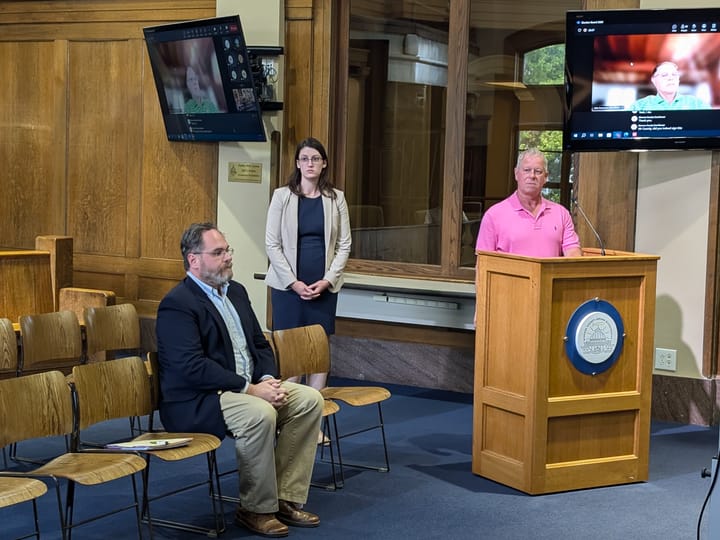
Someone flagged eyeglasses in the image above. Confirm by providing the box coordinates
[192,247,234,258]
[298,156,323,164]
[654,71,680,79]
[521,167,546,176]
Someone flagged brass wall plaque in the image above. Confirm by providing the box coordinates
[228,162,262,183]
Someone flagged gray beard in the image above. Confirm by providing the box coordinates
[201,268,232,289]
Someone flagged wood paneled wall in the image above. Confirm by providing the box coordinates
[0,1,218,314]
[0,0,336,316]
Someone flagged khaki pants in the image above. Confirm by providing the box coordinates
[219,381,323,513]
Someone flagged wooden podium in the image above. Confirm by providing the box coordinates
[472,248,659,494]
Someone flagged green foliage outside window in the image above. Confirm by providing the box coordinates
[519,44,567,203]
[523,44,565,86]
[518,130,563,203]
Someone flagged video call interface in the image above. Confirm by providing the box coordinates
[144,17,265,142]
[565,9,720,149]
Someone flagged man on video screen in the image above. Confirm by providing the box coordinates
[629,61,709,111]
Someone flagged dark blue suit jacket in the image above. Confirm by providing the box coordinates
[156,276,278,439]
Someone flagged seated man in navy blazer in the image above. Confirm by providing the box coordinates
[156,222,324,538]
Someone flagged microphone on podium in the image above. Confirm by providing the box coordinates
[571,195,606,256]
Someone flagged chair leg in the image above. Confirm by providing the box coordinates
[31,497,41,540]
[11,497,44,540]
[141,458,153,530]
[50,479,69,540]
[215,468,241,504]
[312,415,344,490]
[376,403,391,473]
[46,474,145,540]
[207,451,226,533]
[327,415,344,489]
[333,402,390,474]
[130,473,147,540]
[65,480,75,540]
[142,451,225,537]
[213,435,241,504]
[323,418,339,489]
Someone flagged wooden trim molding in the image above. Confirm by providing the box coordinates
[336,318,474,348]
[440,0,470,276]
[703,152,720,377]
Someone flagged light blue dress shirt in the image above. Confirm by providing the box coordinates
[186,272,253,391]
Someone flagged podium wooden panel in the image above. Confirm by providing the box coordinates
[472,248,659,494]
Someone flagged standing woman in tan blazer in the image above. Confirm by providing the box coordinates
[265,138,352,440]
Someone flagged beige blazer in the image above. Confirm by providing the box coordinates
[264,186,352,293]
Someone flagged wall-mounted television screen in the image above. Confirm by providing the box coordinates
[564,8,720,152]
[143,15,266,142]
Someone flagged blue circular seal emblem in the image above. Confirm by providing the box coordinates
[564,298,624,375]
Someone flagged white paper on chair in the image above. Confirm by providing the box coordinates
[105,437,193,451]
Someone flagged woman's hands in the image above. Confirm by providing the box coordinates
[290,279,330,300]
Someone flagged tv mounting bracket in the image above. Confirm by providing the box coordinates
[247,46,283,111]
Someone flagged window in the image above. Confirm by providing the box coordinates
[345,3,449,266]
[523,44,565,86]
[518,129,565,203]
[341,1,582,277]
[518,44,573,207]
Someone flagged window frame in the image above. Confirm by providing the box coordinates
[334,0,472,280]
[330,1,585,282]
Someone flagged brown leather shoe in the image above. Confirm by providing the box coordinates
[235,507,289,537]
[277,499,320,528]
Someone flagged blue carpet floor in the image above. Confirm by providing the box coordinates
[3,381,719,540]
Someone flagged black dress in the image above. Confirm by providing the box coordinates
[271,196,338,334]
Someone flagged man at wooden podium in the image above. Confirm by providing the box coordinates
[475,148,582,257]
[472,151,657,494]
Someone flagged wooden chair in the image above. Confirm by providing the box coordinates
[12,310,85,463]
[272,324,391,481]
[0,317,19,379]
[271,326,349,489]
[264,330,276,357]
[0,319,19,467]
[72,356,225,537]
[0,370,147,540]
[268,329,342,490]
[83,303,146,435]
[17,311,84,376]
[83,303,142,363]
[0,474,48,540]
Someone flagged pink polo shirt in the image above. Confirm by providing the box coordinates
[475,192,580,257]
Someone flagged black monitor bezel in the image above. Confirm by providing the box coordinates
[564,7,720,152]
[143,15,267,143]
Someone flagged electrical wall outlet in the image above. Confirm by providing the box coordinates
[654,348,677,371]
